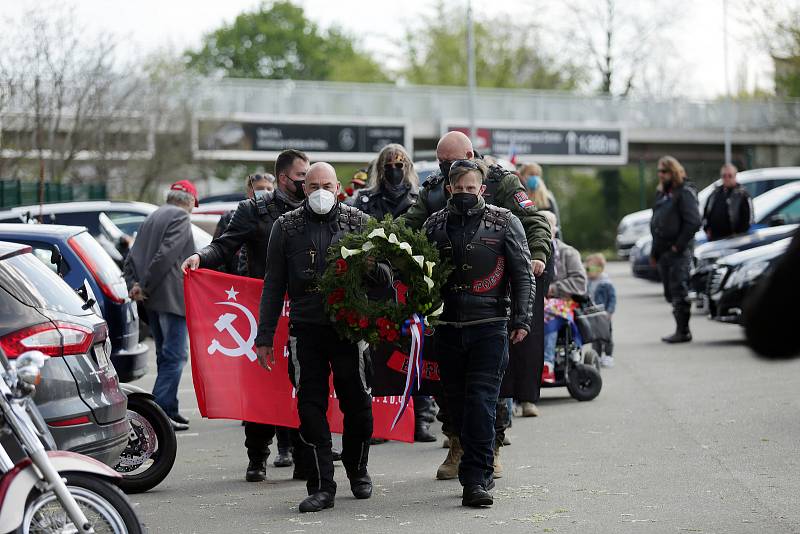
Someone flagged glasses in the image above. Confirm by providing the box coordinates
[384,162,404,170]
[657,168,669,174]
[449,159,479,173]
[721,173,735,178]
[248,173,275,184]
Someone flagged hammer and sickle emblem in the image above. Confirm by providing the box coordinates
[207,301,258,362]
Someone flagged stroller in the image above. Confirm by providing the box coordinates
[541,294,610,401]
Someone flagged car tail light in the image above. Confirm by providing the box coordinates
[0,322,94,358]
[68,235,128,304]
[49,415,90,427]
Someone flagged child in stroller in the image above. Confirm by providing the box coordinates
[541,294,604,401]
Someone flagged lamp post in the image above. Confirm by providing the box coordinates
[467,0,477,144]
[723,0,732,164]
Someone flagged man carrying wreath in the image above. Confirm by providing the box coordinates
[255,162,372,513]
[423,160,535,507]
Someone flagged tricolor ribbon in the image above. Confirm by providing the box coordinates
[391,313,425,430]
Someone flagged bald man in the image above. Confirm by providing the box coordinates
[702,163,752,241]
[256,162,373,513]
[403,132,552,479]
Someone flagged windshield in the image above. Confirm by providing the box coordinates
[753,185,800,222]
[0,252,90,315]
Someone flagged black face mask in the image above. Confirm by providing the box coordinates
[451,192,479,212]
[291,179,306,200]
[385,167,405,186]
[439,161,453,179]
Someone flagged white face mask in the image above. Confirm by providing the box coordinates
[308,188,336,215]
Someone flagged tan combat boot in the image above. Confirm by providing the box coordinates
[493,444,503,479]
[436,436,462,480]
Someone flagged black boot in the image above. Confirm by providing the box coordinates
[414,422,437,442]
[245,459,266,482]
[348,470,373,499]
[662,307,692,343]
[299,491,335,512]
[274,448,293,467]
[462,485,493,507]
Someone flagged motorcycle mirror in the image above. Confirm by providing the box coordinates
[16,351,49,386]
[16,350,49,370]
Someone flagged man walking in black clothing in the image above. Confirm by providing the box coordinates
[256,162,373,513]
[703,163,752,241]
[424,160,534,507]
[182,150,309,482]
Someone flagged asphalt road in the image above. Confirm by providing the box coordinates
[131,262,800,533]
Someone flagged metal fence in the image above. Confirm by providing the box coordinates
[0,180,107,208]
[195,79,800,134]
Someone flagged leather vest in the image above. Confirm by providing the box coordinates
[425,205,512,298]
[278,204,368,298]
[248,194,289,278]
[421,164,509,213]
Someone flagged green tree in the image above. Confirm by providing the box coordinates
[184,1,388,82]
[402,2,583,90]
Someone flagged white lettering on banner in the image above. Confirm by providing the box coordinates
[207,288,258,362]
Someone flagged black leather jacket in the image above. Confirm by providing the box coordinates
[424,196,535,331]
[256,202,369,345]
[702,184,753,238]
[346,183,420,219]
[403,164,552,263]
[650,181,702,258]
[197,190,300,279]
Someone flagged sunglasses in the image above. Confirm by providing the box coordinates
[721,173,734,178]
[248,173,275,184]
[384,162,404,170]
[657,168,670,174]
[449,159,480,173]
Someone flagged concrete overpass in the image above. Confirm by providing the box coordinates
[194,78,800,169]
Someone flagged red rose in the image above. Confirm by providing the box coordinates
[335,309,347,321]
[358,316,369,329]
[335,258,349,276]
[346,187,354,196]
[347,310,358,326]
[386,329,399,342]
[328,287,345,305]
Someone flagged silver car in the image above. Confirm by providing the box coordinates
[0,241,128,466]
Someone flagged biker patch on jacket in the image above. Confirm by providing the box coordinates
[514,191,534,209]
[473,256,505,293]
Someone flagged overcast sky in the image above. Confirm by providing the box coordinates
[4,0,773,98]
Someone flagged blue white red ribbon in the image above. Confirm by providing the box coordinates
[391,313,425,430]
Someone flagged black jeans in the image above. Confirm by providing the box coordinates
[288,323,373,495]
[436,322,509,489]
[657,249,692,327]
[244,423,294,462]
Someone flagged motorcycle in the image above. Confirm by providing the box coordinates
[113,384,177,494]
[0,349,143,534]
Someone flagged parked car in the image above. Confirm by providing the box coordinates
[0,200,213,266]
[705,237,792,324]
[0,241,129,466]
[616,167,800,257]
[631,179,800,282]
[199,192,245,204]
[689,224,799,304]
[629,234,660,281]
[0,224,149,382]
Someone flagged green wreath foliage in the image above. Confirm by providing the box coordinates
[319,215,452,347]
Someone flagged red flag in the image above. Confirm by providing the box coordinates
[184,268,414,442]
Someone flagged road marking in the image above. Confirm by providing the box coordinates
[176,433,199,437]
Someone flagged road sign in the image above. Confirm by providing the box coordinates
[444,121,627,165]
[194,114,411,162]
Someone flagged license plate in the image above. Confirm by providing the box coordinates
[93,343,110,369]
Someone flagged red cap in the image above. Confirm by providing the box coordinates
[170,180,198,207]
